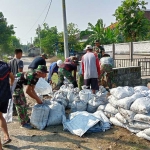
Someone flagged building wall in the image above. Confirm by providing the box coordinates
[144,10,150,21]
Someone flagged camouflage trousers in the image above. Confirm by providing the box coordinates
[78,74,84,90]
[57,68,77,88]
[100,64,114,88]
[13,88,29,125]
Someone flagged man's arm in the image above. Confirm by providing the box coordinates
[9,72,14,86]
[95,54,100,77]
[18,60,23,72]
[26,85,43,104]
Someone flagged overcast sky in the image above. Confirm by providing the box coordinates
[0,0,150,44]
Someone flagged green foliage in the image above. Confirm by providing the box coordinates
[114,0,150,42]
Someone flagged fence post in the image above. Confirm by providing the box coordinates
[112,43,115,59]
[129,42,133,61]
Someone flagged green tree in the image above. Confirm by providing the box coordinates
[0,12,15,57]
[114,0,150,42]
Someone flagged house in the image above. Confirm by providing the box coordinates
[144,9,150,20]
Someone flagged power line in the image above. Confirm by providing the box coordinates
[22,1,50,38]
[42,0,53,25]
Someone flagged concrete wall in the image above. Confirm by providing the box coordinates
[113,66,141,87]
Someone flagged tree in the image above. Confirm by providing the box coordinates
[0,12,15,56]
[86,19,117,45]
[114,0,150,42]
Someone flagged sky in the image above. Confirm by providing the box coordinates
[0,0,150,45]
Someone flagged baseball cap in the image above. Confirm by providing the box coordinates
[35,65,48,73]
[94,40,100,43]
[41,53,48,59]
[85,45,93,50]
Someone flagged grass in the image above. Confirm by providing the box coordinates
[51,73,58,84]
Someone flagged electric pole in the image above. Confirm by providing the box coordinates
[62,0,69,58]
[38,24,42,54]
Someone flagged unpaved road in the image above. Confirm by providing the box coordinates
[2,56,150,150]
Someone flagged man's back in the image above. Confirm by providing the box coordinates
[82,52,99,79]
[28,57,46,69]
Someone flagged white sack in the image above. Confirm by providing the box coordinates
[130,97,150,114]
[104,103,118,115]
[96,91,108,100]
[116,93,143,110]
[115,113,127,124]
[143,128,150,136]
[79,89,92,102]
[3,99,13,123]
[71,96,87,112]
[63,111,100,137]
[108,95,118,108]
[119,108,135,122]
[87,96,105,113]
[126,126,141,133]
[110,117,125,128]
[129,121,150,130]
[35,78,52,95]
[30,104,50,130]
[47,101,65,126]
[104,112,115,118]
[134,86,149,92]
[134,113,150,124]
[97,105,106,111]
[110,86,134,99]
[136,131,150,141]
[99,86,106,93]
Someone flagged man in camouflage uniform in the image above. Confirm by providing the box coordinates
[55,60,78,89]
[13,65,48,129]
[99,54,114,88]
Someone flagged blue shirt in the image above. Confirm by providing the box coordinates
[28,57,46,69]
[47,62,58,82]
[0,61,12,102]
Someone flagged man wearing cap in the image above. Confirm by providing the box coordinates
[93,40,105,59]
[47,60,63,84]
[28,53,48,70]
[13,65,48,129]
[82,45,100,94]
[54,60,78,89]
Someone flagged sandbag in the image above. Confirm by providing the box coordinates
[143,128,150,136]
[47,101,65,126]
[97,104,106,111]
[98,86,106,93]
[87,95,105,113]
[130,97,150,114]
[71,96,87,112]
[110,86,134,99]
[30,104,50,130]
[96,91,108,99]
[108,95,118,108]
[104,103,118,115]
[134,86,149,92]
[134,113,150,124]
[115,113,127,124]
[35,78,52,95]
[129,121,150,130]
[116,93,143,110]
[110,117,125,128]
[104,112,115,118]
[136,131,150,141]
[126,126,141,133]
[119,108,135,122]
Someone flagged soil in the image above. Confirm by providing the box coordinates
[3,94,150,150]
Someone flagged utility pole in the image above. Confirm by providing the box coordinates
[38,24,42,54]
[62,0,69,58]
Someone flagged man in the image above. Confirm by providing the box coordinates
[82,45,100,94]
[93,40,105,59]
[55,60,78,89]
[99,54,114,88]
[47,60,63,84]
[65,56,78,63]
[26,65,48,104]
[28,53,48,70]
[9,49,23,115]
[0,61,14,148]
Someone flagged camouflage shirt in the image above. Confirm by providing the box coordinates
[26,70,39,86]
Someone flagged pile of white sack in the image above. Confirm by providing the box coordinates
[100,86,150,141]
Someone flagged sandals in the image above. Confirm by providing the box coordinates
[2,139,12,146]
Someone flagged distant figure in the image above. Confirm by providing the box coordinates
[0,61,14,147]
[47,60,63,84]
[28,53,48,70]
[93,40,105,59]
[82,45,100,94]
[99,54,114,88]
[65,56,78,63]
